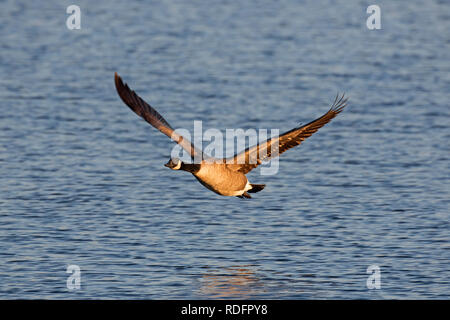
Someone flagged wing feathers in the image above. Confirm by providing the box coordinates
[115,73,347,168]
[228,94,348,174]
[114,73,202,159]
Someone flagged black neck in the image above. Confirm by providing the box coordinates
[180,162,201,174]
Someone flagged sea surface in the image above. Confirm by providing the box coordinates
[0,0,449,299]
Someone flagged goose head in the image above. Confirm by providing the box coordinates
[164,158,182,170]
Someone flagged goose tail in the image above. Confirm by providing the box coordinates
[248,184,265,193]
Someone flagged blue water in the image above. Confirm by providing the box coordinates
[0,0,449,299]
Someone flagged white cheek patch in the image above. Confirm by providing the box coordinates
[173,161,182,170]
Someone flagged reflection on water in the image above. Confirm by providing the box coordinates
[199,266,264,299]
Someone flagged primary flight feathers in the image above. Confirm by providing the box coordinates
[226,94,347,174]
[115,73,203,159]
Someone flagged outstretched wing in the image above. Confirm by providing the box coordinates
[227,94,348,174]
[114,73,203,160]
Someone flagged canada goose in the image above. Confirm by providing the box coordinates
[114,73,348,199]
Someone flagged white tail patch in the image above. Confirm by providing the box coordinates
[230,181,252,196]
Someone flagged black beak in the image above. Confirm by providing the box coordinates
[164,162,172,168]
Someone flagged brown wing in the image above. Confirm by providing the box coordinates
[114,73,203,160]
[227,94,348,174]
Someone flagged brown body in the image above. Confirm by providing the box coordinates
[193,162,250,196]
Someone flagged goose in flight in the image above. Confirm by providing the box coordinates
[114,73,348,199]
